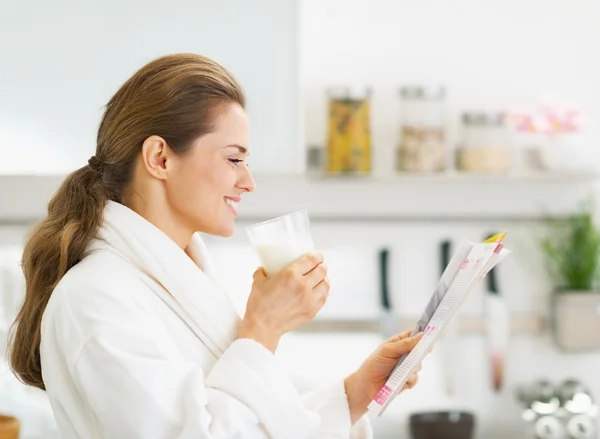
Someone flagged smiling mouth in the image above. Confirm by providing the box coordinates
[224,197,239,214]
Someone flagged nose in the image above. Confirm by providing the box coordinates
[237,163,256,193]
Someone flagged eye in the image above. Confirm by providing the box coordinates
[228,159,243,167]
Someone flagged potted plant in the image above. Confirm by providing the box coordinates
[540,199,600,351]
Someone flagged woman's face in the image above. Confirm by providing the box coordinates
[164,103,255,238]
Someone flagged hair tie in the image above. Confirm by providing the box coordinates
[87,156,107,174]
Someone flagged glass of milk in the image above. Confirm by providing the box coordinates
[246,210,314,277]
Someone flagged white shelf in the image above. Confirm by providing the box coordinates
[305,169,600,184]
[0,171,598,224]
[237,172,600,222]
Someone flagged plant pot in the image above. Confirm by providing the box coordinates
[0,415,20,439]
[551,291,600,351]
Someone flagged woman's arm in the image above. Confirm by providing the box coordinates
[58,287,320,439]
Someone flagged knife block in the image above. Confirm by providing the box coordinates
[0,415,20,439]
[551,292,600,351]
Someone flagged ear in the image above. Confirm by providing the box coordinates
[141,135,171,180]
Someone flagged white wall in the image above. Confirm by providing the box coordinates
[295,1,600,436]
[0,0,301,175]
[300,0,600,177]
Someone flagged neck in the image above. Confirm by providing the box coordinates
[123,193,193,250]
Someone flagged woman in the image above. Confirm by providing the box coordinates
[8,54,424,438]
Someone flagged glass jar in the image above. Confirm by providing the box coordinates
[457,112,510,173]
[396,86,446,173]
[325,87,372,176]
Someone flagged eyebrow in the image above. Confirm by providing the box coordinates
[225,144,249,155]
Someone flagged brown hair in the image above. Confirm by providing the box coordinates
[8,53,245,390]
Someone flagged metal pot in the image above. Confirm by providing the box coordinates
[409,411,475,439]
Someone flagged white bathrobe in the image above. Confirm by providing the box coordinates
[39,201,373,439]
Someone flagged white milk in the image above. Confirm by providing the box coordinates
[255,240,313,276]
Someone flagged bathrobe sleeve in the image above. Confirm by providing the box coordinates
[299,380,373,439]
[68,293,372,439]
[209,340,372,439]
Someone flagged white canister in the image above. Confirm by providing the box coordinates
[456,112,510,173]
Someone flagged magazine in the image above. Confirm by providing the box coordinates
[368,232,511,416]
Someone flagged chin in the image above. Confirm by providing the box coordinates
[209,223,235,238]
[193,212,236,237]
[214,229,235,238]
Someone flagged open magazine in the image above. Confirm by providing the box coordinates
[368,232,511,416]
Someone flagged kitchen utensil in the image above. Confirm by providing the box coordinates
[409,411,475,439]
[439,239,459,397]
[378,248,401,338]
[484,232,510,392]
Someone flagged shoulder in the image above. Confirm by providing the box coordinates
[39,249,179,382]
[55,249,146,306]
[43,249,153,342]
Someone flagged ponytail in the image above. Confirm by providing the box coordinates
[7,53,246,390]
[8,166,106,390]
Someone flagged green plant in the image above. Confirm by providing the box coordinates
[540,200,600,292]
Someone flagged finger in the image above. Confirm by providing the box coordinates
[386,329,414,343]
[387,332,424,356]
[409,373,419,386]
[410,363,423,374]
[404,373,419,390]
[313,279,330,312]
[291,252,324,275]
[306,262,327,288]
[313,276,330,300]
[252,267,267,282]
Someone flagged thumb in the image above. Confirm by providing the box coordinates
[384,332,424,357]
[252,266,268,282]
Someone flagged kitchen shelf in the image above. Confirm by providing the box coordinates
[237,173,600,223]
[0,172,598,224]
[296,314,546,335]
[305,169,600,184]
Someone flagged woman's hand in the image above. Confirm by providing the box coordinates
[344,330,426,424]
[238,252,329,353]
